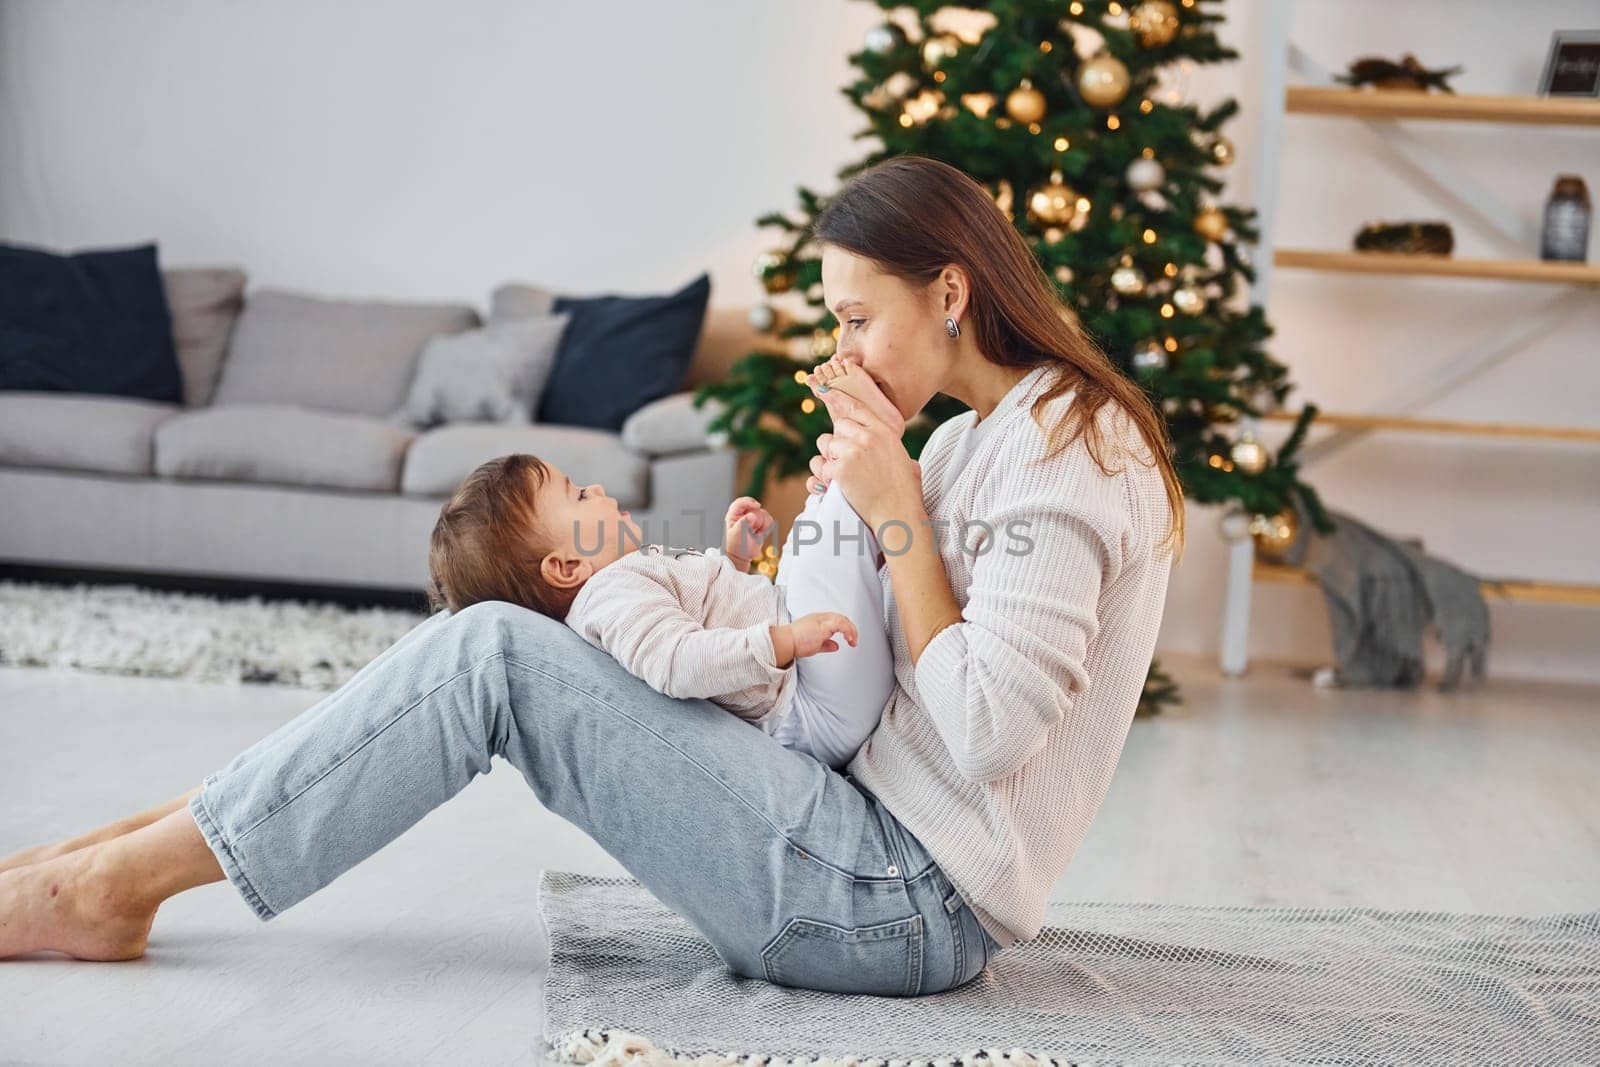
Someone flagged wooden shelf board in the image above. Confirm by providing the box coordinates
[1274,249,1600,285]
[1254,562,1600,607]
[1260,410,1600,444]
[1286,86,1600,127]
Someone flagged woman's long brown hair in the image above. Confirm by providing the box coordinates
[811,155,1185,558]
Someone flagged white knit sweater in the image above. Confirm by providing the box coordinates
[849,363,1174,947]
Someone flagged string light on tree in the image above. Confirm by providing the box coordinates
[1172,283,1206,315]
[1111,259,1147,295]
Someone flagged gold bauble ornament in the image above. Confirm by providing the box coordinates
[1111,262,1147,295]
[1077,55,1131,108]
[1193,205,1228,242]
[1005,79,1047,124]
[1210,135,1235,166]
[810,330,836,358]
[1129,0,1180,47]
[1043,226,1065,243]
[1172,284,1206,315]
[961,92,998,119]
[752,249,791,294]
[1027,171,1087,228]
[922,33,962,69]
[1230,431,1269,475]
[1249,508,1299,562]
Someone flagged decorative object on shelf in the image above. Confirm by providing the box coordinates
[1336,54,1462,93]
[1078,54,1131,107]
[1538,31,1600,97]
[1006,78,1047,124]
[1541,175,1591,262]
[752,248,791,293]
[1194,205,1229,242]
[1126,157,1166,191]
[1129,0,1180,48]
[1353,220,1455,255]
[863,22,907,56]
[1278,501,1490,691]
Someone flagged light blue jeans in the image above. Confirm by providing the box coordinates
[188,601,999,996]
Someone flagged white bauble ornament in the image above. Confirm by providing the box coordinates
[1131,341,1167,374]
[748,304,776,332]
[864,23,906,55]
[1172,284,1206,315]
[1125,157,1166,192]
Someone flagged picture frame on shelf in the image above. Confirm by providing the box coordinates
[1538,31,1600,97]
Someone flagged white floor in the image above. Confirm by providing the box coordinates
[2,656,1596,1065]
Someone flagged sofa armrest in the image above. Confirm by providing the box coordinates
[620,391,728,457]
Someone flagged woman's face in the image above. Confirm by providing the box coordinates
[821,245,956,421]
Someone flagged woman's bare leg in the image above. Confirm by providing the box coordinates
[0,804,223,960]
[0,787,203,875]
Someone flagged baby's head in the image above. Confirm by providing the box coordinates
[426,453,643,619]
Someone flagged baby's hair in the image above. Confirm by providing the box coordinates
[425,453,581,620]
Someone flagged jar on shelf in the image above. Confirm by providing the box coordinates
[1540,175,1591,263]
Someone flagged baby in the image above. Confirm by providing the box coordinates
[424,450,894,770]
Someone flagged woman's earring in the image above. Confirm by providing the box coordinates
[945,316,961,338]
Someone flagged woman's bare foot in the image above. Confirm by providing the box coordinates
[0,787,202,876]
[0,848,157,961]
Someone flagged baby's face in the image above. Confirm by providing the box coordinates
[533,463,643,578]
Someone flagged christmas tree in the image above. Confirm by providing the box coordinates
[695,0,1329,715]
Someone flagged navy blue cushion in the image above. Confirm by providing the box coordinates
[0,242,181,403]
[537,272,711,431]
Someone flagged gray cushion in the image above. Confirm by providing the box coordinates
[620,390,727,456]
[212,290,479,417]
[162,267,247,407]
[0,392,178,476]
[489,282,558,323]
[401,423,649,506]
[393,313,571,429]
[155,404,415,492]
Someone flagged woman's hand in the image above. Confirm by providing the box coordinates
[804,357,924,533]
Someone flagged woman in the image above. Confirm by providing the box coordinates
[0,156,1182,997]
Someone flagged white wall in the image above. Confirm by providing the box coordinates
[3,0,1596,683]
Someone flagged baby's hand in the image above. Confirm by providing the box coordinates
[724,496,774,561]
[789,611,858,660]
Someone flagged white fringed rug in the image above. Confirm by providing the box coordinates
[538,871,1600,1066]
[0,580,427,689]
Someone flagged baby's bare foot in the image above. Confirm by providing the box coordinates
[0,849,155,961]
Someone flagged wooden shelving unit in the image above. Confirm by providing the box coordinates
[1255,562,1600,608]
[1216,10,1600,677]
[1285,86,1600,127]
[1274,249,1600,286]
[1261,410,1600,444]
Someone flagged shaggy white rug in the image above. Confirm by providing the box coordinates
[0,580,428,690]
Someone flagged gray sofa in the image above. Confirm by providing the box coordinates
[0,269,738,594]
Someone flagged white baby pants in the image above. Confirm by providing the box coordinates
[769,480,896,769]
